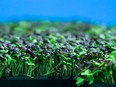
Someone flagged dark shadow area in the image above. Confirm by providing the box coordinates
[0,79,76,87]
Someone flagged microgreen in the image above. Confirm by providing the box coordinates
[0,22,116,86]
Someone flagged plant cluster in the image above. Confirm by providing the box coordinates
[0,22,116,86]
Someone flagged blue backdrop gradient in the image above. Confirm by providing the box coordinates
[0,0,116,25]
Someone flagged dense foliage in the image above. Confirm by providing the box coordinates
[0,22,116,86]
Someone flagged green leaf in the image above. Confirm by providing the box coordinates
[93,61,103,66]
[87,75,94,84]
[16,43,21,47]
[26,61,35,66]
[81,69,95,85]
[81,69,92,76]
[5,55,16,65]
[0,50,8,53]
[28,36,37,43]
[76,77,85,86]
[105,51,116,61]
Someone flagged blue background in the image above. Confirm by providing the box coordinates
[0,0,116,25]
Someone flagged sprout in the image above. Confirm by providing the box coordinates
[0,22,116,86]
